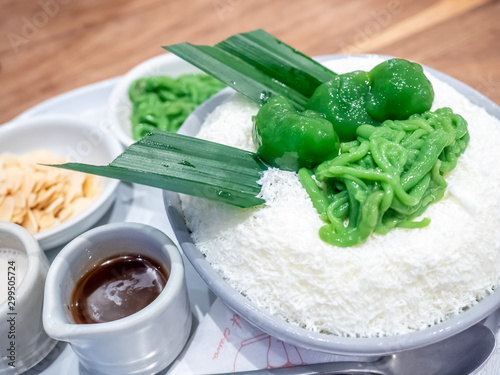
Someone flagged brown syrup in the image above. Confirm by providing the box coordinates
[70,254,168,324]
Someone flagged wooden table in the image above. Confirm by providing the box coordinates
[0,0,499,124]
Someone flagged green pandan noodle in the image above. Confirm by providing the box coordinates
[254,58,435,171]
[307,58,434,141]
[129,74,225,140]
[298,107,469,247]
[366,58,434,122]
[306,70,378,141]
[253,96,340,171]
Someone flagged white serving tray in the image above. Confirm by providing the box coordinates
[10,63,500,374]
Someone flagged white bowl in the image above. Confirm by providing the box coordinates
[0,222,56,373]
[0,114,122,250]
[107,53,204,146]
[164,54,500,355]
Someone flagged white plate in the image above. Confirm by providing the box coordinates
[0,114,122,250]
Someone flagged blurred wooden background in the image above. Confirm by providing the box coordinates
[0,0,499,124]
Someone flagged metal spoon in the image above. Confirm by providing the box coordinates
[216,323,495,375]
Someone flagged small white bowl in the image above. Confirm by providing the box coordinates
[0,114,122,250]
[0,222,56,373]
[107,53,204,146]
[43,222,192,375]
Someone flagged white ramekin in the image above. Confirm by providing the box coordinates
[43,222,192,375]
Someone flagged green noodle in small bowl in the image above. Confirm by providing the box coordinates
[107,54,224,146]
